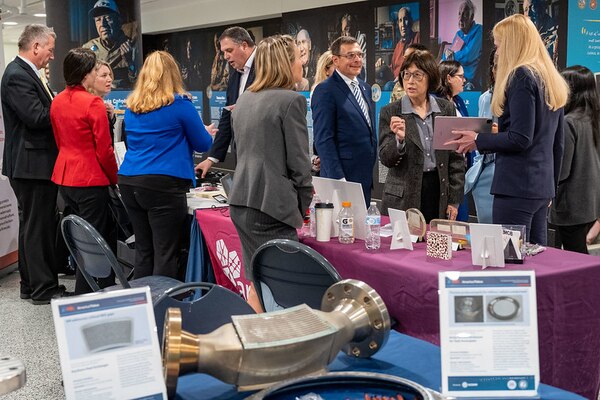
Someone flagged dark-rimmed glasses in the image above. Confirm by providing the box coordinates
[401,70,425,82]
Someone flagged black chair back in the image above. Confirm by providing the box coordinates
[61,214,131,291]
[154,282,255,342]
[251,239,341,311]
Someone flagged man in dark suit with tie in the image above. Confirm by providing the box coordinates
[311,36,377,204]
[1,24,69,304]
[195,27,256,177]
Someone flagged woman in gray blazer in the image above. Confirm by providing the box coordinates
[379,50,465,222]
[229,35,313,312]
[549,66,600,253]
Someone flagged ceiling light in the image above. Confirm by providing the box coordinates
[3,22,18,26]
[33,13,47,17]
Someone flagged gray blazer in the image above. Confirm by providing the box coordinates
[229,89,313,228]
[549,113,600,225]
[378,97,465,217]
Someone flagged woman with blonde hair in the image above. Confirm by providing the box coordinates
[118,51,213,279]
[448,13,569,245]
[229,35,313,312]
[311,50,334,92]
[88,59,117,142]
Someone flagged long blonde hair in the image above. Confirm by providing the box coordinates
[247,35,297,92]
[312,50,334,91]
[126,51,189,113]
[491,14,568,116]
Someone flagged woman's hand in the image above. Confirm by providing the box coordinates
[445,130,478,154]
[105,101,115,120]
[586,220,600,245]
[446,204,458,221]
[390,116,406,142]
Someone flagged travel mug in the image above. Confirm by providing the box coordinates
[315,202,334,242]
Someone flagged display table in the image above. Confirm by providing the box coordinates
[192,208,600,399]
[175,330,584,399]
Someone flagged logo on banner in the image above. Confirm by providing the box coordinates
[215,239,249,299]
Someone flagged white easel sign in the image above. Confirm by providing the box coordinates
[52,287,167,400]
[439,270,539,398]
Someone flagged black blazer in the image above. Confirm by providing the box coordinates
[1,57,56,180]
[207,62,256,162]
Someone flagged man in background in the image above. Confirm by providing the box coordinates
[1,24,69,304]
[295,29,314,91]
[442,0,482,90]
[83,0,138,89]
[312,36,376,204]
[195,26,256,177]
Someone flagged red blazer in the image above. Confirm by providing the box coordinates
[50,85,118,186]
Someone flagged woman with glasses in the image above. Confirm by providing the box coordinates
[378,50,465,222]
[438,60,469,117]
[447,14,568,245]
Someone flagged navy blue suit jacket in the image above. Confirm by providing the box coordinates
[476,67,564,199]
[207,63,255,162]
[311,71,377,203]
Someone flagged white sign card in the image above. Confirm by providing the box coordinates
[52,287,167,400]
[388,208,413,250]
[439,270,539,398]
[469,223,505,268]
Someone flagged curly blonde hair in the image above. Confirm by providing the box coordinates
[126,51,190,113]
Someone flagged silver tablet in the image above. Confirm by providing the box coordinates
[433,116,493,151]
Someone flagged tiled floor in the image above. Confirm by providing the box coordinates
[0,265,74,399]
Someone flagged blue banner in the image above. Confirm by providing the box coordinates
[567,1,600,72]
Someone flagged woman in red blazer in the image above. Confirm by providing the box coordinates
[50,48,118,294]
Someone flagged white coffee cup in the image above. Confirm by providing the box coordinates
[315,202,334,242]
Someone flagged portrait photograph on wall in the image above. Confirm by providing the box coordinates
[436,0,483,91]
[374,3,421,92]
[494,0,560,66]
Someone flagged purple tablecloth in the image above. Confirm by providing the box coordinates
[193,209,600,399]
[301,235,600,400]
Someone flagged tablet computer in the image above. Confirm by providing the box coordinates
[433,116,493,151]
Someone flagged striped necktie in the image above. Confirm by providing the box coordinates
[350,80,371,127]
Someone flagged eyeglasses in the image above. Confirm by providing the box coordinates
[335,52,364,60]
[401,70,425,82]
[453,73,466,80]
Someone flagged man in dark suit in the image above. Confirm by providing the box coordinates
[311,36,377,204]
[1,24,69,304]
[195,26,256,177]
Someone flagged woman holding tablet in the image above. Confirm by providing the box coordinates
[378,50,465,222]
[447,14,568,245]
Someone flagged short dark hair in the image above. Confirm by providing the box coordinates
[437,60,462,98]
[330,36,358,56]
[63,48,97,86]
[398,50,440,93]
[406,43,428,53]
[219,26,255,47]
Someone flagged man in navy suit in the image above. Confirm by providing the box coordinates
[311,36,377,204]
[195,27,255,177]
[1,24,69,303]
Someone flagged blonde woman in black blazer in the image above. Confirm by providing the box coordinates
[229,35,313,312]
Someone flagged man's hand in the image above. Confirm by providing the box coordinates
[445,130,478,154]
[205,123,218,137]
[195,158,215,178]
[390,116,406,142]
[119,39,134,64]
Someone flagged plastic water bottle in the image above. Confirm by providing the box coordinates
[338,201,355,244]
[309,193,321,237]
[365,201,381,250]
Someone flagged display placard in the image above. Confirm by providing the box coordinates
[439,270,539,398]
[51,287,167,400]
